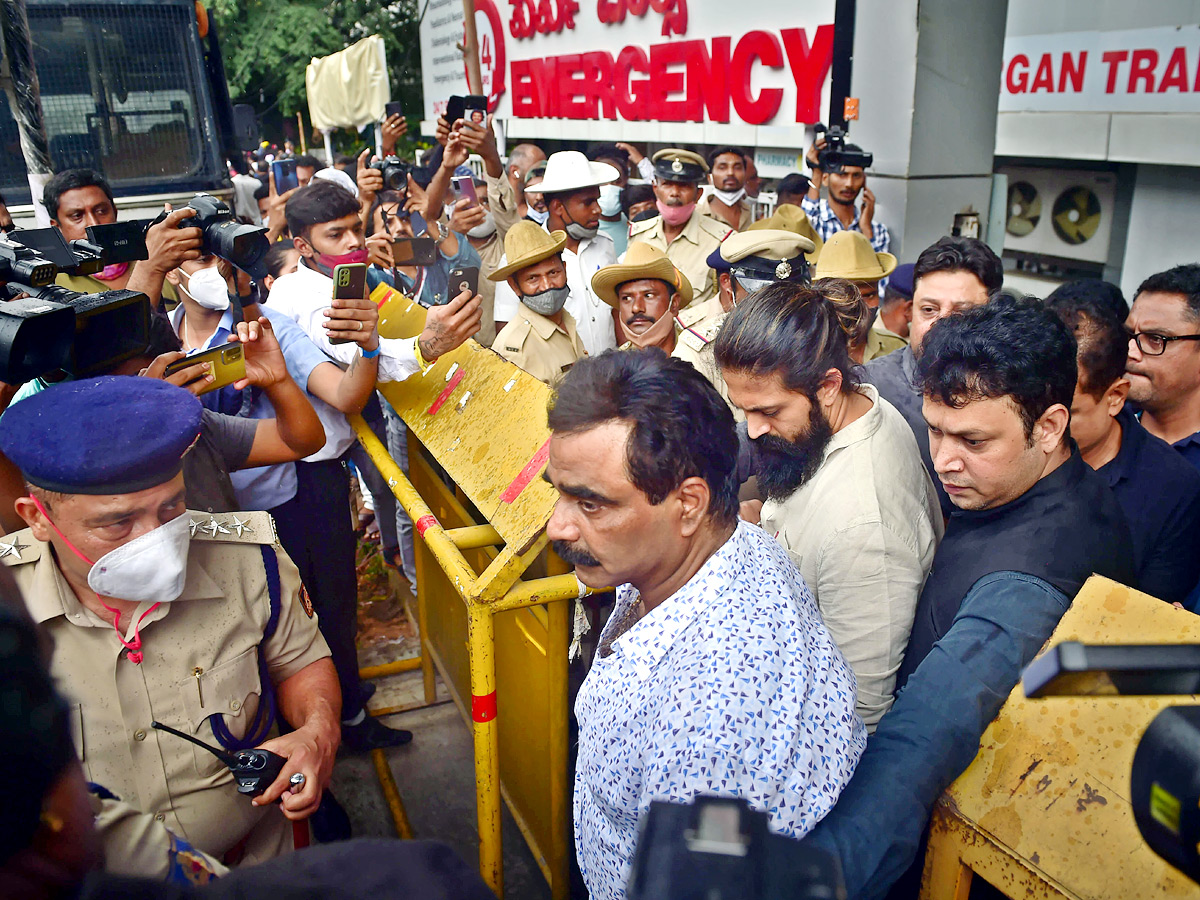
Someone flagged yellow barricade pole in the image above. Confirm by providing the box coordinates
[350,294,606,897]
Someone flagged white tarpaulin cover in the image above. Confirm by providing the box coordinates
[306,34,389,131]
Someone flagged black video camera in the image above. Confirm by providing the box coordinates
[370,155,415,193]
[152,721,286,796]
[627,797,845,900]
[150,193,270,280]
[814,123,873,174]
[0,226,152,384]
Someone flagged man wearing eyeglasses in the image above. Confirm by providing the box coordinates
[1125,264,1200,473]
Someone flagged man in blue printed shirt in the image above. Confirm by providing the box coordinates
[544,349,865,900]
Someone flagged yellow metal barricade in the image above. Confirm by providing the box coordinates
[352,285,591,899]
[922,576,1200,900]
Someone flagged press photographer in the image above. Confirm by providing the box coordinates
[43,168,204,307]
[803,126,891,257]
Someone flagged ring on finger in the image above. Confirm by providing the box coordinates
[356,321,363,331]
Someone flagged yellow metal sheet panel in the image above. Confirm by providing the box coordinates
[409,444,571,898]
[378,338,557,556]
[944,576,1200,898]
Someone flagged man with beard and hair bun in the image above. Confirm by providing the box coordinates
[490,221,586,384]
[715,282,942,729]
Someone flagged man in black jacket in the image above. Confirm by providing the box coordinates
[805,296,1135,900]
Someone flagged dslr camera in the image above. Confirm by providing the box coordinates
[0,226,151,384]
[814,123,873,174]
[149,193,270,279]
[370,155,414,192]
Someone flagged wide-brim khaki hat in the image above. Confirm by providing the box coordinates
[814,229,897,282]
[591,242,693,308]
[746,204,824,262]
[488,221,568,281]
[534,150,620,194]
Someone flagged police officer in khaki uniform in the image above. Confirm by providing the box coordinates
[489,221,587,385]
[674,229,815,418]
[0,376,340,875]
[591,242,691,355]
[628,148,732,306]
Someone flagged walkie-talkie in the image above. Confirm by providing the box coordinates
[151,721,286,796]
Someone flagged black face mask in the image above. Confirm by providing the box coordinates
[753,400,835,500]
[630,208,659,223]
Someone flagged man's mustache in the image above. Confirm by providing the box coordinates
[553,540,601,568]
[625,315,654,327]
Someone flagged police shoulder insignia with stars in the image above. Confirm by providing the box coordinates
[0,530,40,567]
[697,216,733,242]
[187,510,278,545]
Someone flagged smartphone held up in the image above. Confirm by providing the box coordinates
[328,263,368,345]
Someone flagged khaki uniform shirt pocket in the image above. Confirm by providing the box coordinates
[176,646,263,778]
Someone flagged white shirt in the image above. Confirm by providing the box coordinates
[760,384,943,729]
[267,260,421,461]
[574,521,866,900]
[493,229,618,356]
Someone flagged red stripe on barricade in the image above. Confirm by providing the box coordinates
[427,368,465,415]
[471,691,498,723]
[415,514,439,537]
[500,438,551,504]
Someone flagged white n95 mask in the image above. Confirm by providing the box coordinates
[84,513,192,605]
[178,266,231,311]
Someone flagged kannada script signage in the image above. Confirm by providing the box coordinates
[419,0,835,139]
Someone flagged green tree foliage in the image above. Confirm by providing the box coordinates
[211,0,424,120]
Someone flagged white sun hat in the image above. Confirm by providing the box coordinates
[533,150,620,195]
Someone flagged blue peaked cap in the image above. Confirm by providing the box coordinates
[0,376,202,495]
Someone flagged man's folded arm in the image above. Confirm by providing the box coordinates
[804,572,1071,900]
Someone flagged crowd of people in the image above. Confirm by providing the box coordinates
[1,101,1199,900]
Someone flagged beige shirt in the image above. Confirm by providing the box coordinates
[671,299,742,422]
[486,171,521,241]
[5,511,330,873]
[700,195,753,232]
[760,385,942,729]
[628,212,731,306]
[492,304,586,385]
[468,230,501,348]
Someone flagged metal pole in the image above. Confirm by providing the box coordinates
[297,111,307,155]
[828,0,856,132]
[0,0,52,224]
[461,0,483,95]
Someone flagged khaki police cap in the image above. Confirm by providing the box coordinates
[720,229,815,264]
[591,242,693,308]
[652,148,708,183]
[814,230,897,283]
[488,221,568,281]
